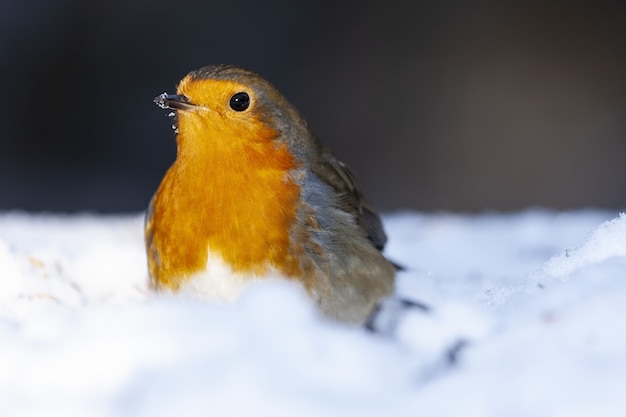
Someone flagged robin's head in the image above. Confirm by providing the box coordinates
[154,65,314,161]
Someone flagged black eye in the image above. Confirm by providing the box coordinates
[229,92,250,111]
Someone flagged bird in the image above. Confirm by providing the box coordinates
[145,64,395,324]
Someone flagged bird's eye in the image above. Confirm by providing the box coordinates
[229,92,250,112]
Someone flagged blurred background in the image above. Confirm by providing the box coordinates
[1,0,625,213]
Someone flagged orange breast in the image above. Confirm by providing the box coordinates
[148,102,303,290]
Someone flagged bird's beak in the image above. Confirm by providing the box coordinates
[154,93,196,111]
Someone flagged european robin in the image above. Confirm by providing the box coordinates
[146,64,395,324]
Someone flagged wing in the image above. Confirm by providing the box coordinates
[313,147,388,251]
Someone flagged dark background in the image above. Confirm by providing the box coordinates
[1,0,625,213]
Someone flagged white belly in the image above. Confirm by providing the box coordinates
[176,250,287,302]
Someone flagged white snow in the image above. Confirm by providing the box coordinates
[1,209,625,416]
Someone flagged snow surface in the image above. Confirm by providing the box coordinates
[1,210,625,417]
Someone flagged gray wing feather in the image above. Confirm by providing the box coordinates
[314,149,388,251]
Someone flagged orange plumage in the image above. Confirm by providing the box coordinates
[147,77,302,289]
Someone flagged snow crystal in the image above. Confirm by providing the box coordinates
[542,212,626,278]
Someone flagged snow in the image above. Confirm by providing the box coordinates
[1,209,625,416]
